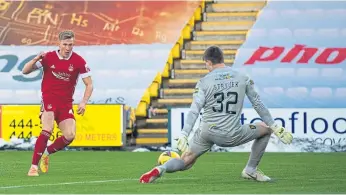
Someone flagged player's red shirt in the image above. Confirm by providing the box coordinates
[36,50,91,103]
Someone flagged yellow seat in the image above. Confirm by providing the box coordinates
[135,90,151,118]
[149,82,159,98]
[188,16,195,28]
[154,72,162,84]
[135,101,147,117]
[194,6,202,21]
[177,35,184,50]
[162,62,170,78]
[167,51,173,65]
[172,43,180,59]
[182,24,191,40]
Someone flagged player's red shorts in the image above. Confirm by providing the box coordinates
[40,99,75,124]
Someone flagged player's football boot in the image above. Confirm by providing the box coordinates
[40,154,49,173]
[241,169,271,182]
[27,166,39,176]
[139,167,163,183]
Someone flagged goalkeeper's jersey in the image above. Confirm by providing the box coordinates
[182,66,275,135]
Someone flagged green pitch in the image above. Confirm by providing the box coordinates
[0,151,345,194]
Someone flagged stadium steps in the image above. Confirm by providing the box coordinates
[206,1,266,12]
[183,49,237,59]
[185,40,243,50]
[204,12,258,22]
[172,69,208,79]
[175,59,234,69]
[135,138,168,146]
[138,0,265,146]
[163,79,199,88]
[193,31,247,41]
[197,21,255,31]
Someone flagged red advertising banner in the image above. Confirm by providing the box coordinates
[0,0,200,45]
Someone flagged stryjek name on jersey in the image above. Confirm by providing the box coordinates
[213,81,239,91]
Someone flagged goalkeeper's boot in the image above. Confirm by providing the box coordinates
[27,166,39,177]
[139,167,163,183]
[241,169,271,182]
[40,154,49,173]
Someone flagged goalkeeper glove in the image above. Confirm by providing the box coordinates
[176,132,188,153]
[270,123,293,144]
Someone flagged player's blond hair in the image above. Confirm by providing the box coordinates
[58,30,75,41]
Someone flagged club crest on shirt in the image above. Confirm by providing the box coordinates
[249,79,254,85]
[194,88,199,93]
[215,73,232,81]
[68,64,74,72]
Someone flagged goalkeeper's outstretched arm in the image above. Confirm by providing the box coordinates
[245,76,275,127]
[245,76,293,144]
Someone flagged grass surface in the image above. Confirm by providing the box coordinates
[0,151,345,194]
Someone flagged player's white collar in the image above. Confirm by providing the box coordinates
[56,50,73,60]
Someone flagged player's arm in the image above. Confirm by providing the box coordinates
[245,77,275,127]
[77,61,93,115]
[245,76,293,144]
[181,80,206,137]
[81,76,93,104]
[22,52,45,74]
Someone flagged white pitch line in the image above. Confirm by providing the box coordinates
[0,178,136,189]
[0,177,195,190]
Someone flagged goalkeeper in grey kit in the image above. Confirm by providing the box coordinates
[139,46,293,183]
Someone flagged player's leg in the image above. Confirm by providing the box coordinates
[244,123,272,174]
[46,118,75,154]
[139,128,211,183]
[28,105,55,176]
[231,122,272,182]
[40,106,75,173]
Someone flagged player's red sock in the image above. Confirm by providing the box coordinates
[32,130,51,165]
[47,136,72,155]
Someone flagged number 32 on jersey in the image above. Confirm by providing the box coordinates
[212,91,238,114]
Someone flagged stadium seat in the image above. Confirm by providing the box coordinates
[321,68,343,78]
[182,24,192,40]
[136,89,151,118]
[273,68,295,77]
[194,5,203,21]
[172,43,180,59]
[335,88,346,97]
[135,102,147,118]
[296,68,319,78]
[286,87,309,98]
[310,87,333,98]
[250,68,272,77]
[149,82,159,98]
[162,62,171,78]
[0,89,13,103]
[13,90,40,103]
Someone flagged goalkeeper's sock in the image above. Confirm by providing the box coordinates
[31,130,51,165]
[245,133,271,173]
[158,158,185,173]
[46,136,72,155]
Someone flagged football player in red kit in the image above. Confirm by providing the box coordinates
[22,30,93,176]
